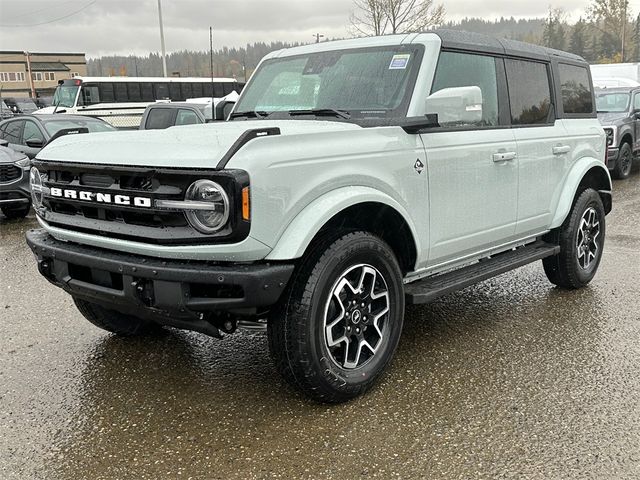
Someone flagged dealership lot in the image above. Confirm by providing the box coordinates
[1,175,639,479]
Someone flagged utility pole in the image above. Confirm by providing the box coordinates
[157,0,168,77]
[210,26,214,106]
[314,33,324,43]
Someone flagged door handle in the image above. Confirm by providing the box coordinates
[492,152,517,162]
[553,145,571,155]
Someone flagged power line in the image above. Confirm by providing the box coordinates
[3,0,79,21]
[0,0,98,27]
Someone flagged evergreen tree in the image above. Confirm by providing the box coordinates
[570,18,588,57]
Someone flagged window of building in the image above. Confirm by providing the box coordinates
[71,72,80,78]
[505,59,553,125]
[44,72,55,81]
[558,64,593,115]
[429,51,499,128]
[0,72,25,82]
[32,72,43,81]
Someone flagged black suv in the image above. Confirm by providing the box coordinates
[596,87,640,179]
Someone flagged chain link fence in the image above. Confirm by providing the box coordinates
[95,114,143,130]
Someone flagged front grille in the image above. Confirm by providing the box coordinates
[0,164,21,183]
[34,161,250,245]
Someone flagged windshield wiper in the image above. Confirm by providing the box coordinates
[288,109,351,119]
[229,110,270,119]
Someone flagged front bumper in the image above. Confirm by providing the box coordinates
[606,147,619,170]
[0,165,30,209]
[26,229,294,331]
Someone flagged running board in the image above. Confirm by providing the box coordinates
[405,241,560,305]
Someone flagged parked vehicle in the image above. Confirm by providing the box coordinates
[139,93,239,129]
[139,102,209,130]
[0,114,115,159]
[593,77,640,89]
[35,96,53,109]
[26,32,611,403]
[596,87,640,179]
[0,140,31,219]
[0,100,13,120]
[35,77,244,129]
[3,97,38,115]
[591,63,640,85]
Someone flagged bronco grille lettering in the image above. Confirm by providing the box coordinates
[49,187,152,208]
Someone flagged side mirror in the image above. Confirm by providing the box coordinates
[25,138,45,148]
[214,100,236,121]
[426,86,483,126]
[0,139,8,147]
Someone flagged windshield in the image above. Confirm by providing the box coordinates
[52,84,79,108]
[42,119,116,136]
[234,46,422,119]
[596,92,630,113]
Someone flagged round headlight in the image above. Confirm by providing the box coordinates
[184,180,229,234]
[30,166,43,208]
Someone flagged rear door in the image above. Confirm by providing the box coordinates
[506,58,571,237]
[421,51,519,267]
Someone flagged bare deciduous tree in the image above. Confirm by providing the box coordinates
[350,0,445,36]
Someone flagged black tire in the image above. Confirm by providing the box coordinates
[543,188,606,289]
[1,203,30,219]
[613,142,633,179]
[268,231,405,403]
[73,297,160,336]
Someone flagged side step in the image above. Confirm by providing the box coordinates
[405,241,560,305]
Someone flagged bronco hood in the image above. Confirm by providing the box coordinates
[36,120,362,169]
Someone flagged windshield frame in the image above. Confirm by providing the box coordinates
[595,92,631,113]
[232,44,425,124]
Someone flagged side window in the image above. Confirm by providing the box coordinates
[99,83,115,102]
[175,109,200,126]
[429,51,499,128]
[192,82,203,97]
[558,64,593,115]
[81,85,100,105]
[22,121,45,145]
[169,83,182,101]
[155,83,169,100]
[505,59,552,125]
[3,120,24,144]
[145,108,175,129]
[127,83,141,102]
[141,83,154,102]
[633,93,640,111]
[114,83,128,102]
[181,83,193,99]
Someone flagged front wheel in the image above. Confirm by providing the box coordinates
[268,231,405,403]
[543,188,606,289]
[613,142,633,179]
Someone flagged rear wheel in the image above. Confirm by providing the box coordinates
[1,203,30,219]
[73,297,160,336]
[543,188,606,289]
[268,231,405,403]
[613,142,633,179]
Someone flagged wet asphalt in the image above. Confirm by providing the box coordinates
[1,176,640,480]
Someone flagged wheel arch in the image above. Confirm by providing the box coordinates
[550,158,612,229]
[265,186,421,274]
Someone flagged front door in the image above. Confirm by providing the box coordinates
[420,51,519,268]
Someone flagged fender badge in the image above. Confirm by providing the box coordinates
[414,159,424,174]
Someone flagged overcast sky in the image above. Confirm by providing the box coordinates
[0,0,638,58]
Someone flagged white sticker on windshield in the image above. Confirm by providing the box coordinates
[389,54,411,70]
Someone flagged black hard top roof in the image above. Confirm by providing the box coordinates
[433,29,586,64]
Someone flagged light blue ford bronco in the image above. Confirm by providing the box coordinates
[27,31,611,402]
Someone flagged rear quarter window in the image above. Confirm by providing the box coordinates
[558,64,594,115]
